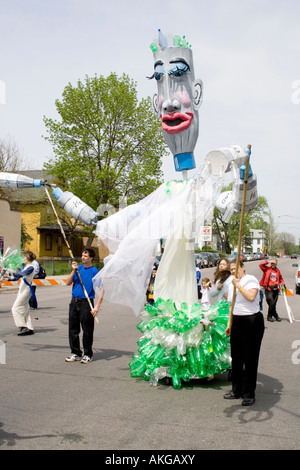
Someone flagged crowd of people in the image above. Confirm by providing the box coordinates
[5,248,287,406]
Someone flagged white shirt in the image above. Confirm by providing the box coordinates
[210,275,232,301]
[228,274,260,315]
[32,259,40,278]
[201,287,211,309]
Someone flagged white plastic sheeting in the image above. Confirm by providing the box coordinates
[93,163,224,315]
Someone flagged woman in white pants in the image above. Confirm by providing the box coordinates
[11,250,36,336]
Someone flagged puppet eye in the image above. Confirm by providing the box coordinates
[169,64,190,78]
[147,63,165,81]
[146,71,164,81]
[154,72,163,81]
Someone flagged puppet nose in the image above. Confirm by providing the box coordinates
[162,98,181,113]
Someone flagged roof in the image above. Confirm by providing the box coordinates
[37,224,91,235]
[250,229,266,238]
[0,170,56,204]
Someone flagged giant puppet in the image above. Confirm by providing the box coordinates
[93,31,258,388]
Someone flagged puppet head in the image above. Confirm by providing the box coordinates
[149,30,203,171]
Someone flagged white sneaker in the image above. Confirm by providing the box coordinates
[81,355,93,364]
[65,354,81,362]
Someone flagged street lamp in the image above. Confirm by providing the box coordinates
[277,215,300,231]
[278,215,300,220]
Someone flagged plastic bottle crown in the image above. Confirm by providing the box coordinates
[150,42,158,52]
[173,35,182,47]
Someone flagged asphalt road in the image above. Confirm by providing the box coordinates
[0,258,299,451]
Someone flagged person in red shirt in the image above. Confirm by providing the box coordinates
[259,258,286,322]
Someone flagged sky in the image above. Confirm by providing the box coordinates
[1,0,300,242]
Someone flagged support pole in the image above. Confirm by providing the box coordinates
[227,145,251,330]
[44,186,98,324]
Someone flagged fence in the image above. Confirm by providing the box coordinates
[38,257,104,276]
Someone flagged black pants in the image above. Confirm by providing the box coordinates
[264,288,279,319]
[69,297,94,357]
[230,312,265,398]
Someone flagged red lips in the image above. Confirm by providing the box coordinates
[161,112,193,134]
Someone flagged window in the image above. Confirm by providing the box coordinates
[45,234,52,251]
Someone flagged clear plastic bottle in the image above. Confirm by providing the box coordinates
[158,29,168,50]
[52,187,98,226]
[0,172,42,189]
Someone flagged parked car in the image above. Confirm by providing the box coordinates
[291,254,298,259]
[211,253,220,266]
[195,253,205,269]
[292,261,300,295]
[201,252,215,267]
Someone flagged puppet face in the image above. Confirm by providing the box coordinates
[150,44,203,168]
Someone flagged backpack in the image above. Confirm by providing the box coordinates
[38,264,46,279]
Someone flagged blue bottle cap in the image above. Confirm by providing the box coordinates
[240,163,253,180]
[173,152,196,171]
[52,187,63,200]
[33,179,42,187]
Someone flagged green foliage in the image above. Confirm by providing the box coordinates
[21,222,33,248]
[213,192,271,253]
[43,73,167,210]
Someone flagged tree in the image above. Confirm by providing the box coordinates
[213,208,231,254]
[0,136,29,172]
[274,232,296,256]
[0,137,31,198]
[213,191,271,253]
[43,73,168,212]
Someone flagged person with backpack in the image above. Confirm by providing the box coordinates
[11,250,37,336]
[29,254,40,310]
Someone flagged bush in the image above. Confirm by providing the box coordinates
[39,258,104,276]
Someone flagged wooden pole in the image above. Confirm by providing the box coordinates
[227,145,251,330]
[44,186,98,324]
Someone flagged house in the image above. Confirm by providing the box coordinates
[250,229,267,253]
[0,170,108,260]
[0,198,22,253]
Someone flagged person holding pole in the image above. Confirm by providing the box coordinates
[65,248,103,364]
[224,260,265,406]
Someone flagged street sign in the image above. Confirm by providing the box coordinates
[199,226,212,242]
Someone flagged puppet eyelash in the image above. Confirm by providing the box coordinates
[147,71,164,81]
[168,64,190,77]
